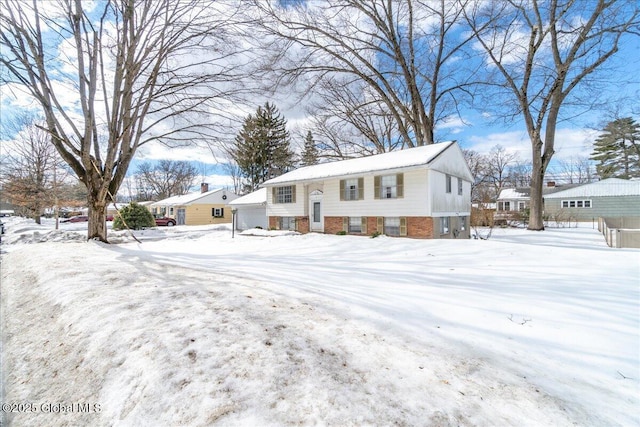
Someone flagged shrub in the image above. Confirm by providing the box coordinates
[336,230,347,235]
[113,203,155,230]
[370,231,382,238]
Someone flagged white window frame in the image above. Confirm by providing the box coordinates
[457,177,463,196]
[440,217,450,235]
[344,178,359,201]
[384,217,400,237]
[279,217,296,230]
[348,217,362,233]
[380,175,398,199]
[562,199,592,208]
[275,186,294,204]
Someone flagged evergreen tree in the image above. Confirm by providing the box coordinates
[232,102,294,193]
[300,130,319,167]
[591,118,640,179]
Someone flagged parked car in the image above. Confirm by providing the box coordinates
[106,215,114,221]
[154,216,176,226]
[61,215,89,223]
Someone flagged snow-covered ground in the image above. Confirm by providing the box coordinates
[1,217,638,426]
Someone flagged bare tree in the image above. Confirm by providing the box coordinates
[136,160,198,200]
[508,160,533,187]
[0,115,68,224]
[0,0,248,241]
[250,0,479,149]
[486,145,519,196]
[464,0,640,230]
[555,156,595,184]
[463,148,491,204]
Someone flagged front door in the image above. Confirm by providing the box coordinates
[177,208,186,225]
[309,191,323,232]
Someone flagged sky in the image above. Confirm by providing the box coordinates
[1,1,639,193]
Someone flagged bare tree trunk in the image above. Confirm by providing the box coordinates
[528,151,546,230]
[87,199,107,242]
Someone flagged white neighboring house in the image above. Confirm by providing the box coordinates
[150,184,238,226]
[227,188,268,231]
[261,141,473,239]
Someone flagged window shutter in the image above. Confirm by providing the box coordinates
[212,208,215,217]
[291,186,296,203]
[377,217,383,233]
[361,217,367,234]
[340,180,345,201]
[358,178,364,200]
[400,217,407,236]
[374,176,381,199]
[397,173,404,198]
[220,208,224,218]
[343,217,348,232]
[272,188,276,204]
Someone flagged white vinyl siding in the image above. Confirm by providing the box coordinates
[323,169,429,217]
[267,185,304,217]
[429,170,471,216]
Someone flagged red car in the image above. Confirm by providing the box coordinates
[154,217,176,226]
[61,215,89,223]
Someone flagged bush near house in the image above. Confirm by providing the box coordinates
[113,203,155,230]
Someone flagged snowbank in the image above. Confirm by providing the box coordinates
[1,217,638,426]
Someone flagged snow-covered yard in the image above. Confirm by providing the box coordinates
[1,217,638,426]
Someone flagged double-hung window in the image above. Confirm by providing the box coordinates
[374,174,403,199]
[340,178,363,201]
[349,217,362,233]
[458,178,463,195]
[274,185,295,204]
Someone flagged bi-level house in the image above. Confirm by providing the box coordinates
[261,141,473,239]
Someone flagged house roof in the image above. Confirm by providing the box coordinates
[228,188,267,206]
[544,178,640,199]
[497,183,581,200]
[498,188,530,200]
[153,188,228,206]
[262,141,456,186]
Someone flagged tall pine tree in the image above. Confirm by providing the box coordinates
[232,102,294,193]
[591,118,640,179]
[300,130,319,167]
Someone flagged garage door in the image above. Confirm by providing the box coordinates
[236,206,267,230]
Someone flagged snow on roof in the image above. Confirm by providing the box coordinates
[262,141,455,186]
[153,188,226,206]
[498,188,530,200]
[544,178,640,199]
[228,188,267,206]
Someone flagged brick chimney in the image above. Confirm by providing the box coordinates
[200,183,209,193]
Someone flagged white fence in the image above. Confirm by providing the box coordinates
[598,217,640,249]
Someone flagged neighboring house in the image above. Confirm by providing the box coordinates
[261,141,473,239]
[494,182,579,224]
[543,178,640,221]
[150,184,239,225]
[495,187,531,222]
[227,188,268,231]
